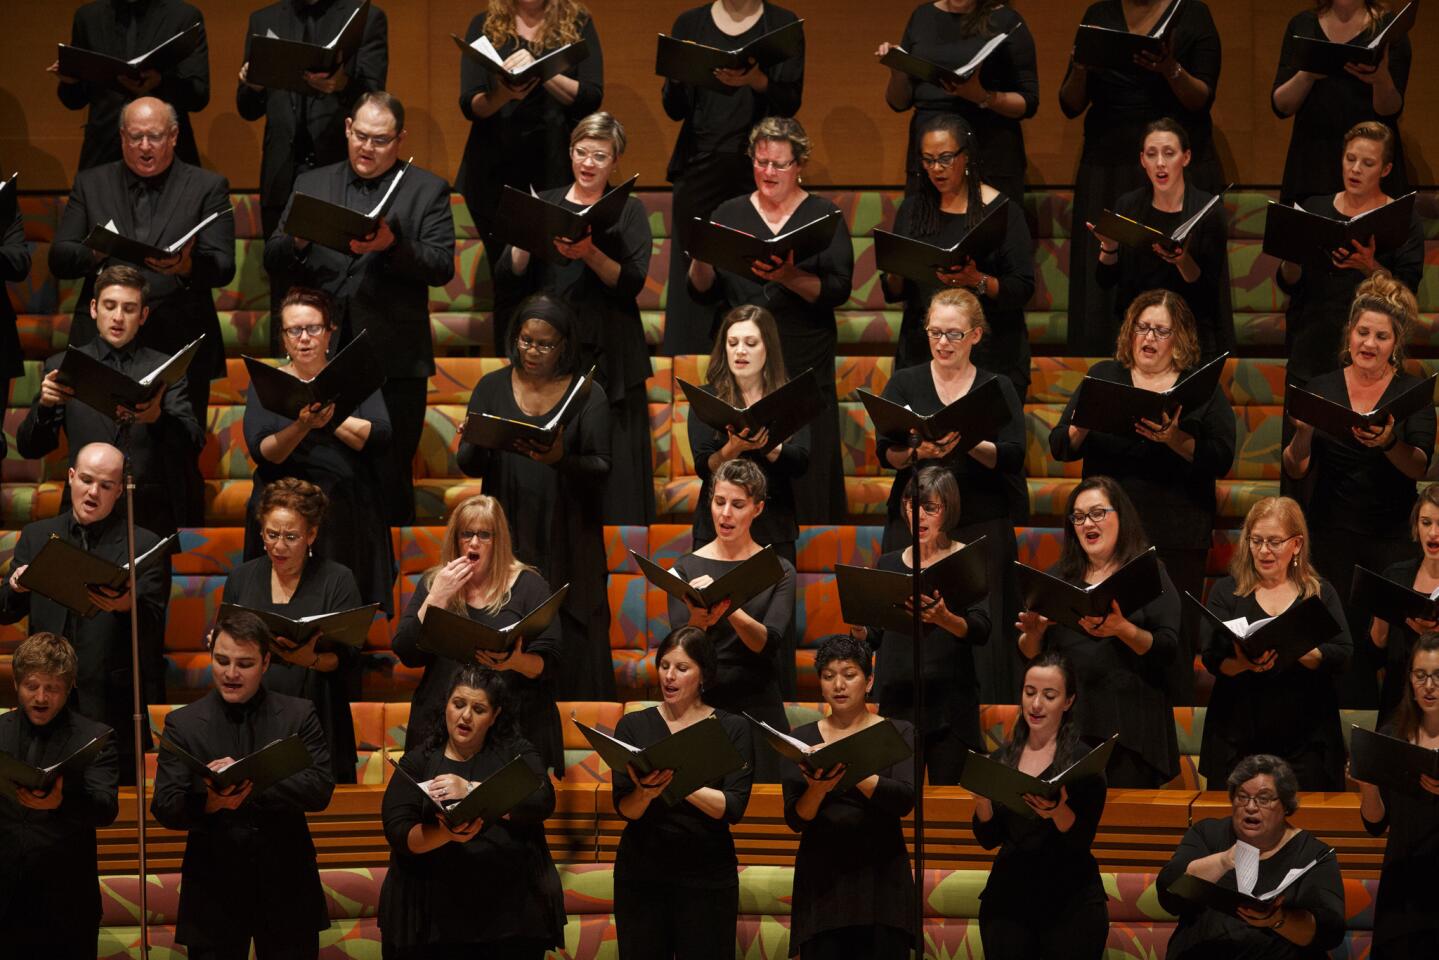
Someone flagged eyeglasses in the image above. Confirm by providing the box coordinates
[350,130,397,147]
[282,323,328,340]
[925,327,972,343]
[919,151,963,170]
[459,530,494,543]
[1134,322,1174,341]
[1068,507,1114,526]
[122,131,170,147]
[261,529,305,544]
[753,157,799,171]
[1232,792,1280,810]
[571,146,613,164]
[903,500,943,516]
[1412,670,1439,688]
[1247,535,1299,552]
[517,335,559,355]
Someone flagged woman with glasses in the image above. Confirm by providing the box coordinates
[457,293,615,700]
[1284,271,1433,708]
[1017,477,1180,788]
[1089,117,1232,359]
[1354,632,1439,959]
[850,466,991,785]
[496,111,654,526]
[1158,753,1346,959]
[877,287,1026,704]
[1367,487,1439,724]
[659,0,804,356]
[1050,289,1234,703]
[879,113,1035,396]
[242,286,395,615]
[689,115,853,524]
[391,494,565,776]
[1198,497,1351,791]
[222,478,365,783]
[875,0,1039,204]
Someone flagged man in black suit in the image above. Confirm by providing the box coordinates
[0,442,168,785]
[151,611,335,960]
[265,90,455,525]
[49,0,211,171]
[0,186,30,439]
[17,263,205,537]
[49,96,235,442]
[0,632,120,960]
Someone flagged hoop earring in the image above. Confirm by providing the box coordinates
[1390,352,1400,368]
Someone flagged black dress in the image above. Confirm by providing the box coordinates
[660,2,804,356]
[667,552,795,783]
[1061,0,1224,353]
[780,718,916,959]
[495,186,654,525]
[378,738,564,958]
[456,367,614,700]
[1370,558,1428,724]
[865,548,990,786]
[612,708,754,960]
[884,192,1036,396]
[455,12,604,242]
[1272,10,1412,206]
[1158,818,1347,960]
[390,570,565,776]
[0,201,31,418]
[1276,196,1424,386]
[894,3,1040,202]
[1361,722,1439,958]
[242,383,397,616]
[1198,578,1352,791]
[693,193,854,523]
[221,555,365,784]
[877,362,1027,704]
[972,741,1109,960]
[1092,184,1233,360]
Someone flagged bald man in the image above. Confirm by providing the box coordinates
[0,443,168,784]
[50,97,234,447]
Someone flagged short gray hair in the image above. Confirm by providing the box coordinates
[1226,754,1300,815]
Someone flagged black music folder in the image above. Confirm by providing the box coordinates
[1261,192,1416,268]
[0,730,113,794]
[1069,353,1228,436]
[57,335,204,417]
[1016,548,1164,631]
[858,375,1014,451]
[1285,374,1436,439]
[1350,725,1439,797]
[159,733,313,795]
[572,714,748,806]
[1350,565,1439,625]
[451,34,590,84]
[677,369,825,455]
[1185,591,1340,668]
[960,734,1117,818]
[82,209,227,266]
[417,586,569,660]
[0,172,17,227]
[246,0,372,94]
[686,210,843,278]
[243,330,387,423]
[835,537,991,635]
[655,19,804,91]
[57,22,203,91]
[216,602,380,650]
[633,547,784,615]
[1094,189,1228,254]
[879,26,1017,85]
[745,715,913,793]
[387,754,544,826]
[460,366,596,451]
[1289,2,1416,75]
[492,174,638,264]
[872,198,1010,285]
[282,160,412,251]
[1164,851,1332,915]
[1073,0,1185,70]
[16,533,176,618]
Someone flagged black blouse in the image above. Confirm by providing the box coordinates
[877,363,1029,525]
[780,718,916,953]
[661,3,804,182]
[1371,558,1428,724]
[1361,722,1439,948]
[379,738,564,950]
[1050,358,1236,551]
[1158,818,1346,959]
[865,548,990,747]
[1291,369,1435,540]
[611,708,754,889]
[391,569,565,775]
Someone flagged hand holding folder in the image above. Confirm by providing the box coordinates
[1015,549,1164,631]
[1287,2,1416,75]
[16,534,176,618]
[417,586,569,661]
[686,211,842,279]
[835,538,990,635]
[160,734,313,797]
[879,27,1017,86]
[1092,189,1228,255]
[246,0,372,94]
[282,160,412,252]
[858,377,1013,452]
[1349,566,1439,627]
[872,198,1010,286]
[632,548,784,619]
[216,602,381,652]
[1186,592,1339,670]
[56,335,205,421]
[746,715,912,793]
[461,366,596,454]
[655,20,804,91]
[1349,725,1439,797]
[1261,192,1416,269]
[492,175,638,264]
[572,715,748,806]
[452,35,590,85]
[1073,0,1185,71]
[243,331,387,425]
[678,370,824,456]
[0,731,113,797]
[57,23,203,92]
[1164,849,1333,916]
[1284,374,1436,441]
[961,734,1117,818]
[1068,354,1228,437]
[387,754,544,827]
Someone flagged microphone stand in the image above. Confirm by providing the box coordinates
[906,435,925,960]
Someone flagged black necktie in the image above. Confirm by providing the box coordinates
[24,728,43,767]
[134,183,155,242]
